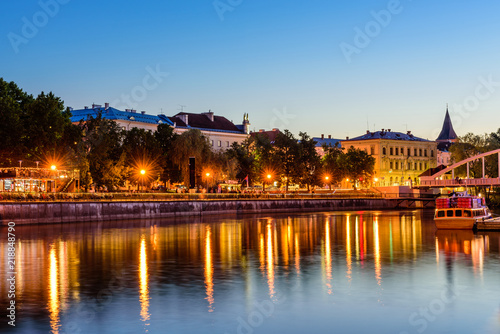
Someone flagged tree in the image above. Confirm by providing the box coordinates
[154,124,180,184]
[322,142,344,188]
[273,130,300,191]
[338,146,375,189]
[297,132,321,190]
[170,129,214,187]
[80,114,127,191]
[225,139,256,185]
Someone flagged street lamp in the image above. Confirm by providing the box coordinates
[140,169,146,192]
[325,176,330,190]
[205,172,210,191]
[51,165,57,171]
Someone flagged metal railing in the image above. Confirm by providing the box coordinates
[0,191,438,202]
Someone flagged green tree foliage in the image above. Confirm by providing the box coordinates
[273,130,300,190]
[321,143,344,187]
[225,139,256,185]
[296,132,321,190]
[170,129,213,187]
[338,146,375,189]
[154,124,180,183]
[80,114,127,190]
[0,78,81,167]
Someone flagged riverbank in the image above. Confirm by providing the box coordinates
[0,198,434,225]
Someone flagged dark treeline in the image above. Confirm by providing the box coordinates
[0,78,375,191]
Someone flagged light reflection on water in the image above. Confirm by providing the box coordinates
[1,210,500,334]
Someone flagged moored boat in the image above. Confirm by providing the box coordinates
[434,193,491,230]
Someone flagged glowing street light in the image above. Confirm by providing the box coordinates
[205,172,210,190]
[51,165,57,171]
[325,175,331,190]
[140,169,146,192]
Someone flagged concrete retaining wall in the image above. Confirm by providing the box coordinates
[0,198,429,225]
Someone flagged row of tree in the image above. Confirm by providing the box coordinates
[0,78,376,191]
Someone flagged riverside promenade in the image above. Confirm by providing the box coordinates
[0,192,435,225]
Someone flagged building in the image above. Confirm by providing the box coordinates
[341,129,438,187]
[312,134,341,157]
[0,167,74,192]
[70,104,250,151]
[436,106,458,166]
[168,111,250,150]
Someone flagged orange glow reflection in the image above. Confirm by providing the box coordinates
[346,217,352,282]
[266,222,275,299]
[48,243,60,334]
[204,226,214,312]
[139,235,150,323]
[325,219,333,294]
[373,219,382,286]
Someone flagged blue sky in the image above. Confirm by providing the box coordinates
[2,0,500,140]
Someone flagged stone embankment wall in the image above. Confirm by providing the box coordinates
[0,198,433,225]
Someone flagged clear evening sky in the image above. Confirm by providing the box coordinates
[2,0,500,140]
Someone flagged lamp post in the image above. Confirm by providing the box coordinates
[140,169,146,192]
[325,176,330,190]
[205,172,210,191]
[265,174,271,192]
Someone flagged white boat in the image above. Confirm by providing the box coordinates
[434,193,491,230]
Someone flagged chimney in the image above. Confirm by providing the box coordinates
[407,130,411,135]
[125,109,131,112]
[259,129,265,132]
[328,135,331,139]
[272,128,279,132]
[366,130,370,134]
[179,114,189,125]
[321,134,324,139]
[202,110,214,122]
[131,109,136,113]
[388,129,391,132]
[105,102,109,109]
[84,106,88,109]
[346,136,349,140]
[141,111,146,115]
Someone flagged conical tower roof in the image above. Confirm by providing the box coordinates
[436,106,457,142]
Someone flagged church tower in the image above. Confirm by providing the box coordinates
[436,105,458,143]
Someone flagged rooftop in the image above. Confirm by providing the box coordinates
[345,129,431,142]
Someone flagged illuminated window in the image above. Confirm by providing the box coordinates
[218,140,221,147]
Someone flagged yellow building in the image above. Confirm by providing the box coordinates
[341,129,438,187]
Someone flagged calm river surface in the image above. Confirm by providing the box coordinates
[1,210,500,334]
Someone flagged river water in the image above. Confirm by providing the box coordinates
[1,210,499,334]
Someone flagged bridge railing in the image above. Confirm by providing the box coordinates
[420,177,500,187]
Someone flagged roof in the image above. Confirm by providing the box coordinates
[345,130,431,142]
[70,106,174,126]
[174,112,243,133]
[436,108,458,142]
[250,129,280,143]
[312,137,341,147]
[419,164,449,177]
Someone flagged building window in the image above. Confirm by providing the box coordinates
[431,150,434,157]
[395,147,399,155]
[370,146,375,155]
[226,141,230,147]
[407,148,411,156]
[217,140,221,147]
[390,162,393,169]
[390,147,393,155]
[211,140,214,146]
[419,149,422,156]
[383,147,386,155]
[425,163,428,170]
[414,148,417,156]
[419,162,422,170]
[424,150,427,157]
[395,162,399,170]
